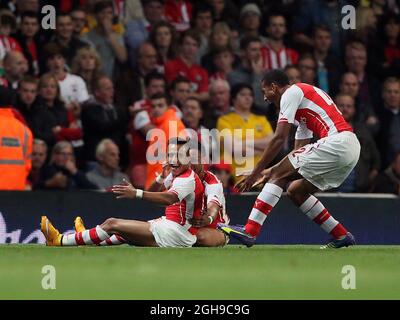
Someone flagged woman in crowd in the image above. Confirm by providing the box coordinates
[71,46,103,95]
[149,20,178,73]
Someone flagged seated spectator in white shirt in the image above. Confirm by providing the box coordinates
[86,139,129,190]
[43,43,89,109]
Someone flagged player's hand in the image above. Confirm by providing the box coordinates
[112,179,137,199]
[235,173,259,192]
[251,168,272,188]
[189,215,213,227]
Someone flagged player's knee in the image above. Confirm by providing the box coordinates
[102,218,119,232]
[286,182,298,200]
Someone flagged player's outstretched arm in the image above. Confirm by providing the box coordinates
[112,179,179,206]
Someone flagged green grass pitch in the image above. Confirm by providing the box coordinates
[1,245,399,300]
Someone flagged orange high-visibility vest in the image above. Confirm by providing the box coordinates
[0,108,33,190]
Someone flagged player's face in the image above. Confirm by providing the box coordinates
[261,81,278,103]
[168,143,190,176]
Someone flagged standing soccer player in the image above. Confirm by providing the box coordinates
[218,70,360,248]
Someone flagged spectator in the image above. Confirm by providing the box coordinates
[13,11,42,75]
[81,75,124,162]
[28,139,47,189]
[1,50,28,92]
[15,75,38,128]
[238,3,261,39]
[0,12,22,64]
[201,21,238,73]
[209,162,238,194]
[292,0,346,56]
[345,41,381,122]
[216,83,273,178]
[36,140,96,190]
[124,0,165,67]
[312,24,343,95]
[381,13,400,78]
[377,77,400,167]
[207,0,239,31]
[182,96,218,160]
[149,20,178,72]
[128,71,165,188]
[71,46,103,95]
[86,139,129,190]
[203,79,231,129]
[165,29,209,102]
[335,93,380,192]
[227,36,266,107]
[261,13,299,70]
[169,76,190,112]
[31,73,83,157]
[83,0,127,78]
[114,41,158,109]
[44,43,90,109]
[284,65,301,85]
[164,0,192,32]
[297,53,318,86]
[373,151,400,195]
[192,3,214,62]
[0,103,33,190]
[338,72,378,132]
[71,7,89,36]
[49,13,89,67]
[208,46,235,82]
[145,92,186,189]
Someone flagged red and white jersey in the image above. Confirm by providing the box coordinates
[278,83,353,139]
[261,44,298,70]
[202,170,229,229]
[164,170,229,228]
[165,168,204,234]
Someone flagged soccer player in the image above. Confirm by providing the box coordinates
[218,70,360,249]
[72,141,229,247]
[150,141,230,247]
[41,138,205,247]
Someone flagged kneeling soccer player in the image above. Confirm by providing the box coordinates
[41,138,205,247]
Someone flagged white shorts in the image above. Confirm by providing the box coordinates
[288,131,361,191]
[148,216,197,248]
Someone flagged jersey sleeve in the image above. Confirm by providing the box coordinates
[205,182,224,207]
[168,176,195,201]
[163,172,173,189]
[278,85,304,124]
[295,122,313,140]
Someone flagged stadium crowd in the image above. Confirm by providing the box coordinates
[0,0,399,195]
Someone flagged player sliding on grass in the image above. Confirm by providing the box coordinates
[218,70,360,249]
[73,141,230,247]
[41,138,206,247]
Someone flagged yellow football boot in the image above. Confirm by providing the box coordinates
[74,216,86,232]
[40,216,62,246]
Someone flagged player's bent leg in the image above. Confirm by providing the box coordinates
[244,156,301,237]
[74,216,127,246]
[100,218,158,247]
[219,156,302,246]
[286,179,355,249]
[194,228,227,247]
